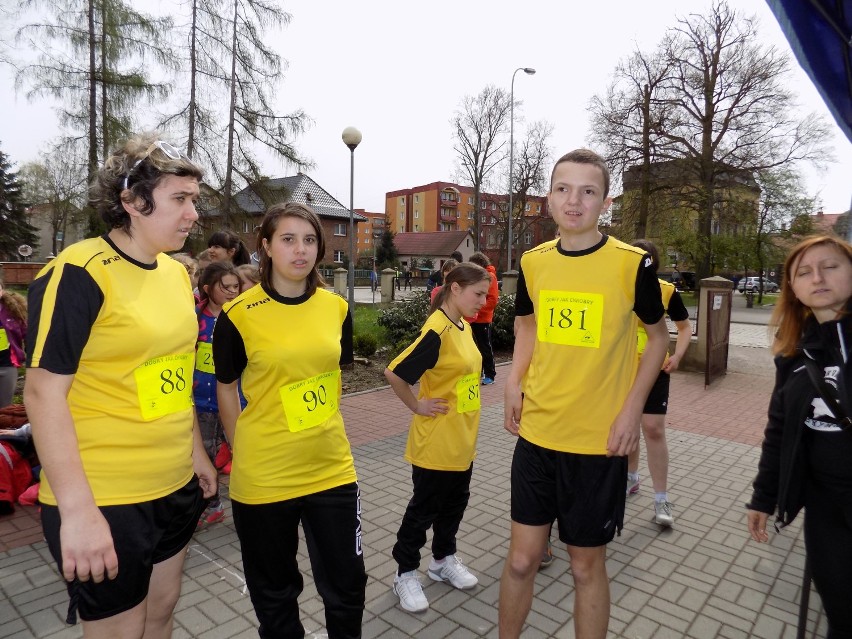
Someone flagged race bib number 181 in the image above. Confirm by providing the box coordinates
[537,290,604,348]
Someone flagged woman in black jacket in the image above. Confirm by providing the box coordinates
[747,235,852,639]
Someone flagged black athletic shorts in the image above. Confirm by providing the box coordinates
[642,370,671,415]
[510,437,626,547]
[41,475,206,623]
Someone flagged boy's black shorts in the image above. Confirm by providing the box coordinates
[510,437,626,547]
[642,370,671,415]
[41,475,206,623]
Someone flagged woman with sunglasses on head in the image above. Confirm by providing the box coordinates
[193,262,241,527]
[207,229,252,267]
[214,202,366,638]
[747,235,852,638]
[24,133,217,638]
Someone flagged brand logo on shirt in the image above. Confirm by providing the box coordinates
[823,365,840,389]
[245,297,270,310]
[101,254,121,266]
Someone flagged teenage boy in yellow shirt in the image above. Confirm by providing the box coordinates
[498,149,669,639]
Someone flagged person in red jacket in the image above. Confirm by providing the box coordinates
[468,252,499,384]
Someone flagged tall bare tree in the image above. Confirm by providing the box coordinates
[493,120,553,271]
[656,0,832,279]
[588,1,832,278]
[452,85,511,250]
[588,44,676,239]
[20,140,88,255]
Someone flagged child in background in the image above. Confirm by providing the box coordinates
[0,278,27,408]
[194,262,241,526]
[428,259,458,303]
[385,263,492,613]
[236,263,261,293]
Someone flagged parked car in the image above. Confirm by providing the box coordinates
[737,277,779,293]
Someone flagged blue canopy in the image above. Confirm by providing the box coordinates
[766,0,852,143]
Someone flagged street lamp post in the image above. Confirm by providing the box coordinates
[507,67,536,273]
[342,126,362,314]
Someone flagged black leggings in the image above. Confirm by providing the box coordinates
[804,484,852,639]
[232,483,366,639]
[392,464,473,574]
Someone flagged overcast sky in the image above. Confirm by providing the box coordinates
[2,0,850,216]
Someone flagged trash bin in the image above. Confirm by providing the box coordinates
[745,290,755,308]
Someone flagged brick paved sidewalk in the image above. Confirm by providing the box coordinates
[0,349,827,638]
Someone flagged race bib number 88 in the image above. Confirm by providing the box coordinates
[280,370,340,432]
[134,353,194,420]
[537,290,604,348]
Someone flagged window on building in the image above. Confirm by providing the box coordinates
[415,194,420,203]
[414,210,419,219]
[399,212,405,220]
[468,211,474,220]
[481,201,486,209]
[333,250,344,263]
[481,215,486,225]
[536,203,541,212]
[242,220,250,233]
[468,196,474,205]
[524,232,533,245]
[524,203,531,212]
[399,196,405,204]
[491,202,496,210]
[334,223,346,236]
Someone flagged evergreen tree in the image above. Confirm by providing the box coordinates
[375,230,398,269]
[16,0,174,235]
[0,146,39,260]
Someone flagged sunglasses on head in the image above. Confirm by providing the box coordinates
[123,141,188,190]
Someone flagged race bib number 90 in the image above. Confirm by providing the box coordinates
[280,370,340,432]
[456,373,481,413]
[134,353,194,421]
[537,290,604,348]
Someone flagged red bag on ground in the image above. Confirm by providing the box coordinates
[0,442,33,515]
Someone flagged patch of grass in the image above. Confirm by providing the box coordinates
[353,304,387,345]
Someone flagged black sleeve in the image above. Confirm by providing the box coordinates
[514,266,533,317]
[666,290,690,322]
[212,310,247,384]
[26,264,104,374]
[340,310,354,366]
[633,256,665,325]
[747,358,787,514]
[389,329,441,385]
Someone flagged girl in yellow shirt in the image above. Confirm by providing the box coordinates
[384,263,491,613]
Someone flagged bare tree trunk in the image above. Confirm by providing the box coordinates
[187,0,198,157]
[222,0,238,229]
[637,84,652,239]
[87,0,98,184]
[100,0,108,162]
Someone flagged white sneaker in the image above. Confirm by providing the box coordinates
[427,554,478,590]
[654,500,674,527]
[393,570,428,612]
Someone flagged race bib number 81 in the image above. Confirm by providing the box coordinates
[134,353,194,420]
[280,370,340,432]
[456,373,480,413]
[538,290,604,348]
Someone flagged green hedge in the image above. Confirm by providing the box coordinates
[378,291,517,356]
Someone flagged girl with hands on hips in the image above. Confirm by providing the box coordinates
[384,263,491,614]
